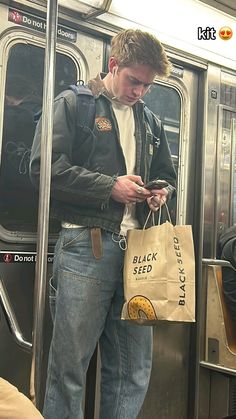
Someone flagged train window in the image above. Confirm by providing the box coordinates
[215,72,236,238]
[143,83,181,222]
[0,43,77,234]
[143,83,181,173]
[217,108,236,229]
[221,80,236,108]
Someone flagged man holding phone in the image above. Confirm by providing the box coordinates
[30,28,176,419]
[140,179,169,212]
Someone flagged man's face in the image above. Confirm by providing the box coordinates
[109,60,156,106]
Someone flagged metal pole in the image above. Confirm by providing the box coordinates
[0,278,32,352]
[30,0,58,407]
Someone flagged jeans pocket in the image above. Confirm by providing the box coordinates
[62,227,89,249]
[49,276,57,321]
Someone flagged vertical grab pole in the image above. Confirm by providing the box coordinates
[30,0,58,407]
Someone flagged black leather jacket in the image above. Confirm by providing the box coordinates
[30,74,176,233]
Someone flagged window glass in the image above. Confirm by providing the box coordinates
[220,72,236,108]
[217,109,236,232]
[217,73,236,247]
[143,83,180,171]
[0,43,77,233]
[221,83,236,108]
[143,83,181,221]
[233,119,236,224]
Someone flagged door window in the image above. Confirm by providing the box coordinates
[217,109,236,228]
[0,43,77,234]
[144,83,181,173]
[143,83,181,221]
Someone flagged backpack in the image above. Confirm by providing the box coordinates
[68,83,95,143]
[34,82,96,138]
[2,83,160,189]
[69,82,161,146]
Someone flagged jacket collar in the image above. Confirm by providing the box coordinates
[88,73,107,98]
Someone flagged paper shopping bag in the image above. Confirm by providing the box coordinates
[121,211,195,323]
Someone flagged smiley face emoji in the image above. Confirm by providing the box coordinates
[219,27,233,40]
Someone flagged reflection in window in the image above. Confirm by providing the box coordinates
[221,82,236,108]
[221,72,236,108]
[143,83,181,223]
[231,117,236,225]
[217,110,236,231]
[0,43,77,233]
[143,83,181,167]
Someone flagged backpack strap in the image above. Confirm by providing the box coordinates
[68,83,95,136]
[34,84,95,133]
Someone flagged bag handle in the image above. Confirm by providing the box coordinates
[143,202,172,230]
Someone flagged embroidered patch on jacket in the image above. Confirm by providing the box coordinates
[95,117,112,132]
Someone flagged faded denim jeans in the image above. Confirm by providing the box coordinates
[43,227,153,419]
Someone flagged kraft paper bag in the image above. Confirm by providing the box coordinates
[121,209,195,323]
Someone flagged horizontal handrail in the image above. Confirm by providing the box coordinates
[0,278,32,352]
[200,361,236,376]
[202,258,235,269]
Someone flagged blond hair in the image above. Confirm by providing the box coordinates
[110,29,171,78]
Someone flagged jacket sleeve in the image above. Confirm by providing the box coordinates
[29,90,116,209]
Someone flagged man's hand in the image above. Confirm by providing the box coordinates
[111,175,151,204]
[147,188,168,212]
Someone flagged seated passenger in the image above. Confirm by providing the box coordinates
[219,226,236,327]
[0,378,43,418]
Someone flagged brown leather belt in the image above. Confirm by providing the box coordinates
[90,228,103,260]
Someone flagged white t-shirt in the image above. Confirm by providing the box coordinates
[112,101,140,236]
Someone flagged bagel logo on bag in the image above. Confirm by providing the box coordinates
[127,295,157,320]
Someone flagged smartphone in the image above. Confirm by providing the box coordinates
[144,179,168,190]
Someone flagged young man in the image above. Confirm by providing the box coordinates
[30,28,176,419]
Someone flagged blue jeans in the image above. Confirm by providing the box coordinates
[43,227,153,419]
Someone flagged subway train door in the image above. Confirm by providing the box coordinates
[137,64,201,418]
[0,1,103,407]
[198,69,236,419]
